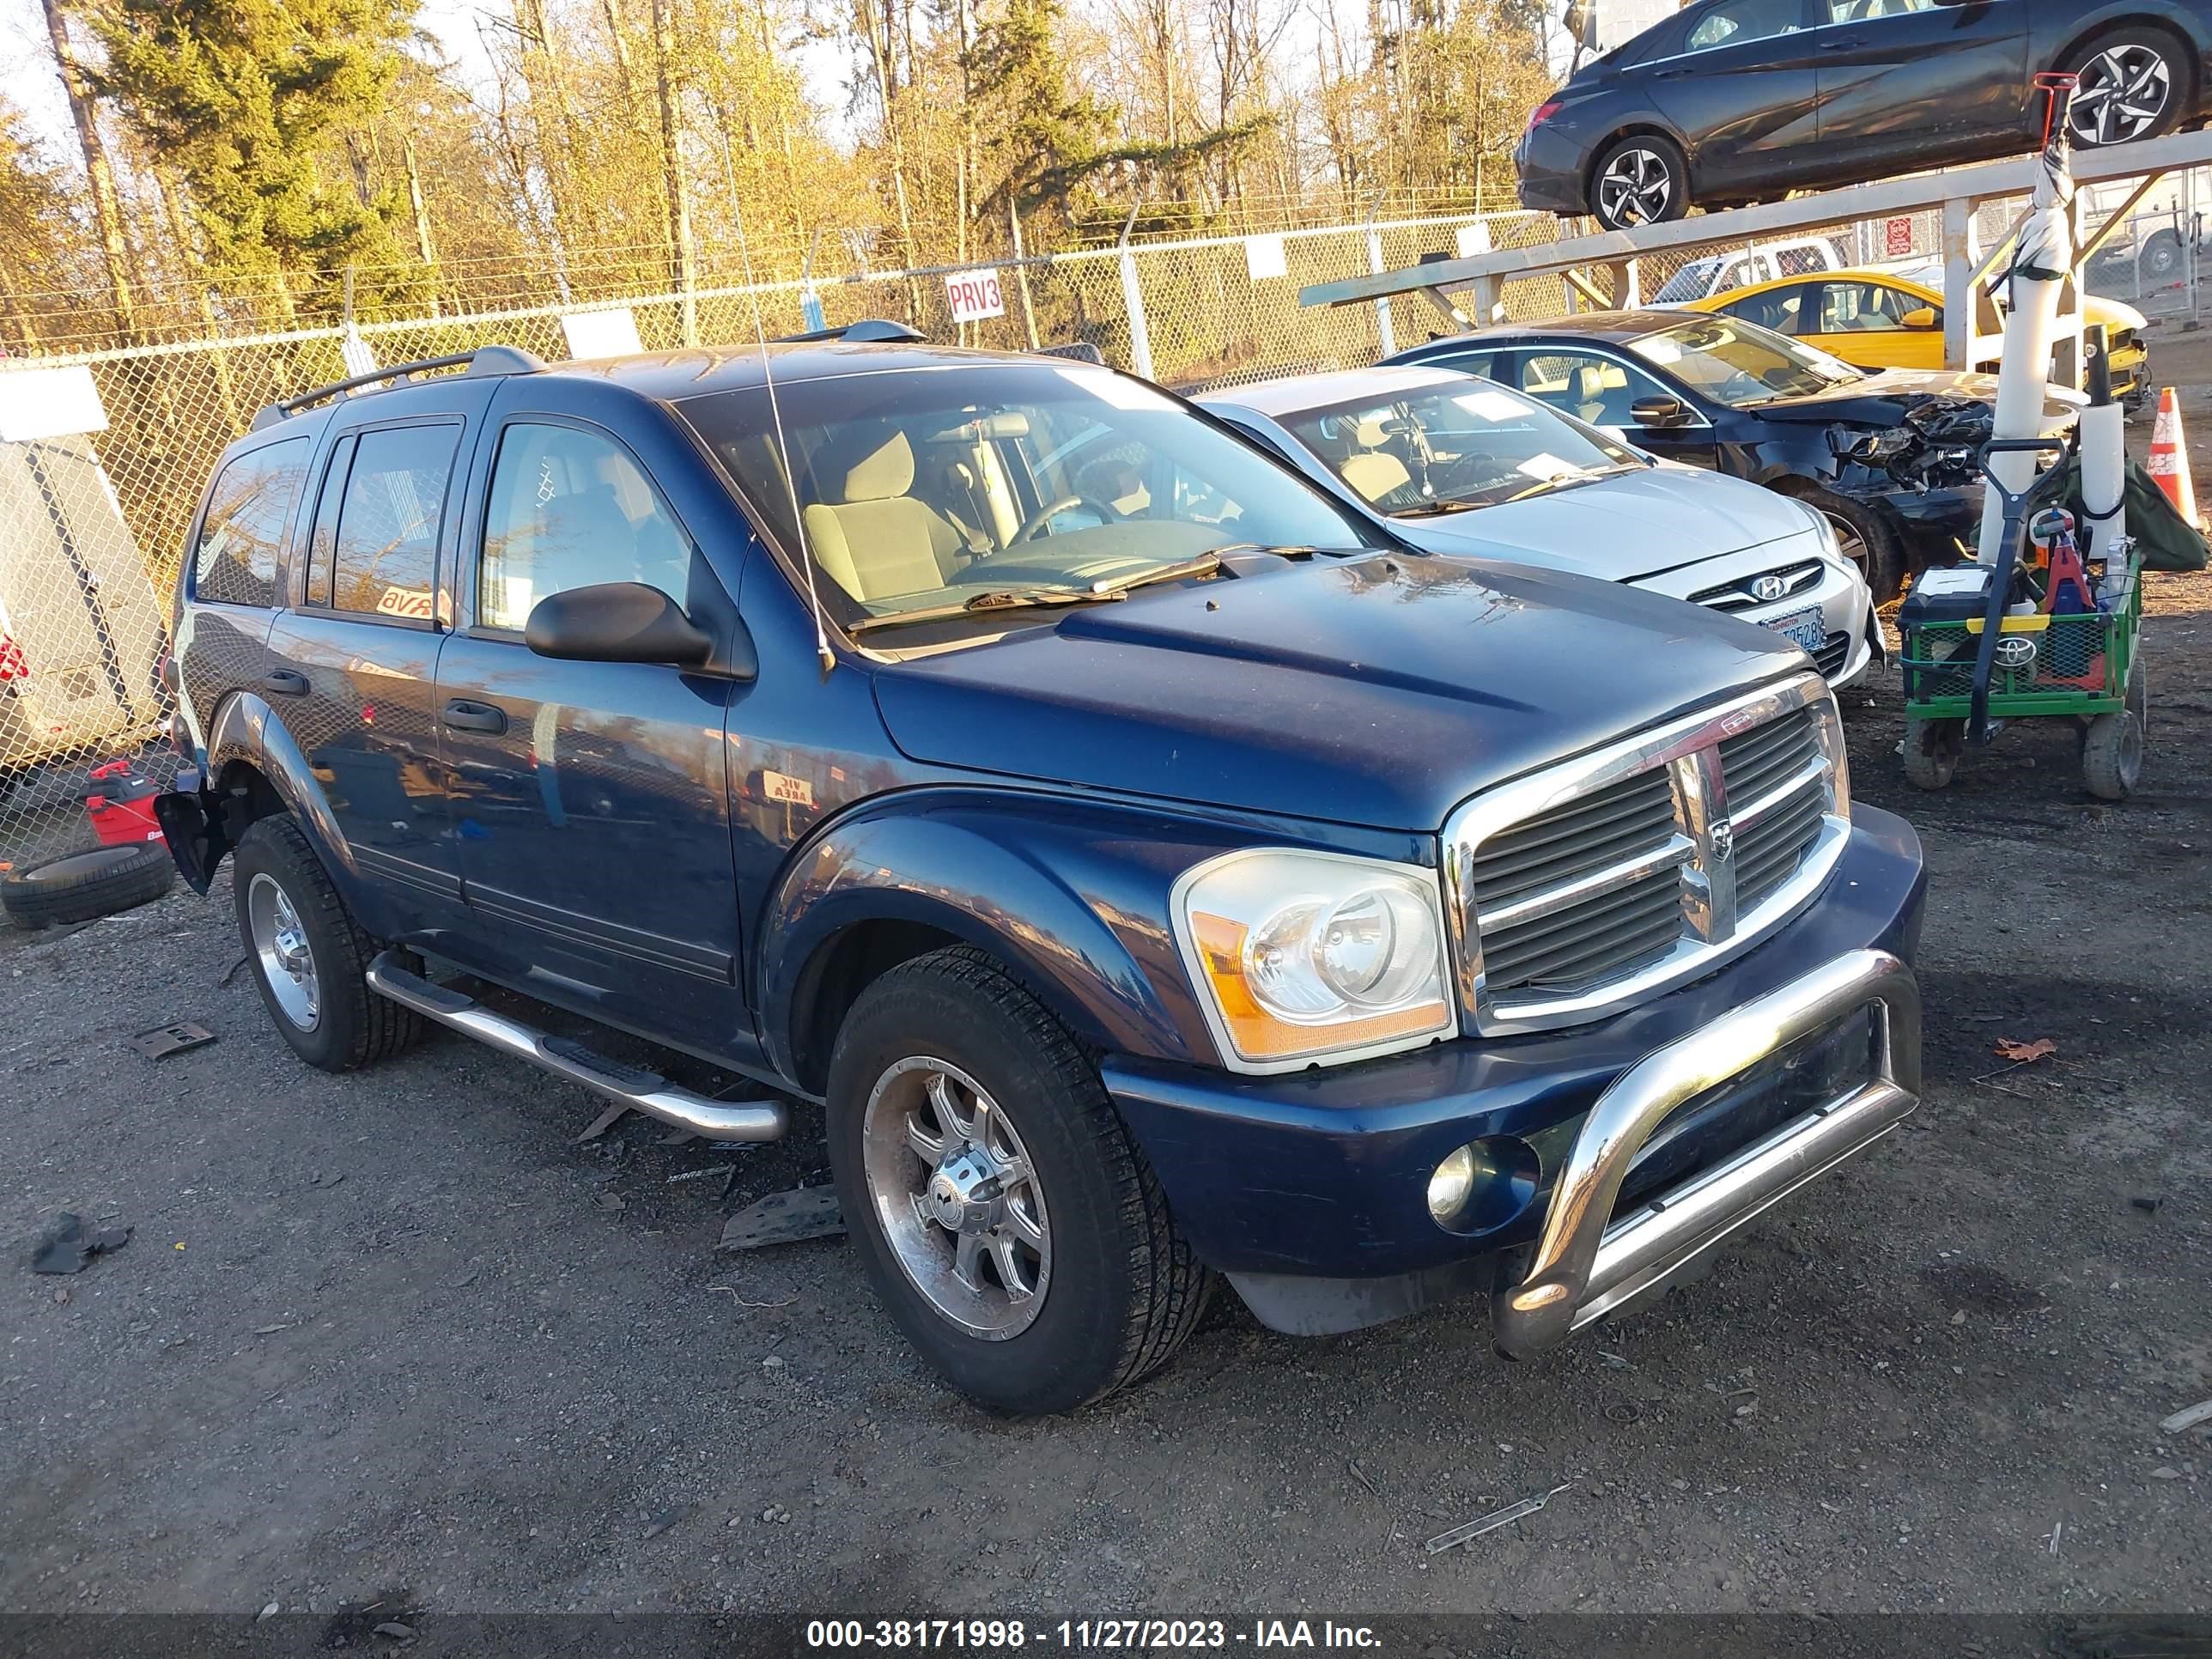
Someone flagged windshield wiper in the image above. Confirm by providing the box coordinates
[846,553,1224,636]
[1391,498,1491,519]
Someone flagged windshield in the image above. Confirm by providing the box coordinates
[1650,258,1723,305]
[1627,316,1865,407]
[678,364,1381,624]
[1274,375,1644,515]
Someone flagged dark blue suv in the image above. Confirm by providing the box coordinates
[158,337,1928,1414]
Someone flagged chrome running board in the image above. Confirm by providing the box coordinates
[365,952,787,1143]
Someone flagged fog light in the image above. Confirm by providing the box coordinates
[1427,1146,1477,1223]
[1427,1135,1542,1233]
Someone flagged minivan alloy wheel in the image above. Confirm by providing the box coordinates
[1596,147,1674,227]
[2070,44,2173,147]
[246,871,320,1031]
[861,1055,1052,1339]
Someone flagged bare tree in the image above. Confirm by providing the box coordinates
[40,0,136,340]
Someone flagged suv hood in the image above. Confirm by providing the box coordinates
[871,553,1806,832]
[1752,368,2078,429]
[1386,465,1814,580]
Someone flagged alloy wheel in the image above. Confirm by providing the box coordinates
[2069,46,2173,148]
[246,872,320,1031]
[1597,148,1674,228]
[860,1056,1052,1340]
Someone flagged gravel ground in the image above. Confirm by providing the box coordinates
[3,366,2210,1626]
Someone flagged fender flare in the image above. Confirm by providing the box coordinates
[203,690,356,880]
[756,789,1272,1083]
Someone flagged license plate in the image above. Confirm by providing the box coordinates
[1761,605,1826,654]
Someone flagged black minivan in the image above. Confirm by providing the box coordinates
[1522,0,2212,230]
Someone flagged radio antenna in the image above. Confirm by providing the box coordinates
[728,181,835,674]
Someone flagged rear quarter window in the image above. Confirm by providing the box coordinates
[192,438,311,608]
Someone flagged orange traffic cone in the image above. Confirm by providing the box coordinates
[2148,386,2200,528]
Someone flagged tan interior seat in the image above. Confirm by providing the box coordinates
[1575,365,1615,426]
[800,427,966,602]
[1336,417,1413,504]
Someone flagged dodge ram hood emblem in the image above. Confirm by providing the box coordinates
[1709,819,1735,862]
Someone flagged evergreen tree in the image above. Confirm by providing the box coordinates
[92,0,415,317]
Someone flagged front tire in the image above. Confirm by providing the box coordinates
[826,946,1213,1415]
[1589,135,1689,232]
[2069,28,2187,149]
[1801,487,1909,606]
[1903,717,1964,791]
[231,816,422,1072]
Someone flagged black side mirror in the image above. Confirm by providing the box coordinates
[1631,396,1692,428]
[525,582,714,668]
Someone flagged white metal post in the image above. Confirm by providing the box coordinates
[1942,195,1979,373]
[1115,200,1154,382]
[1367,226,1396,358]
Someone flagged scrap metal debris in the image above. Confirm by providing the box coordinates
[128,1021,216,1061]
[572,1102,633,1144]
[717,1186,845,1251]
[1424,1482,1574,1554]
[30,1212,132,1274]
[2160,1400,2212,1435]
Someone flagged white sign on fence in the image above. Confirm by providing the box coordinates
[1455,222,1494,260]
[1244,234,1288,282]
[339,322,377,378]
[0,363,108,442]
[562,307,645,360]
[945,269,1006,324]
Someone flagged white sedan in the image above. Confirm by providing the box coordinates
[1197,365,1880,691]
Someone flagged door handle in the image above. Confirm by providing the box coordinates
[443,699,508,735]
[1820,35,1858,50]
[262,670,308,696]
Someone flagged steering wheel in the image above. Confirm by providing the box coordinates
[1012,495,1122,544]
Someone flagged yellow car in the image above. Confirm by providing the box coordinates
[1681,263,2150,411]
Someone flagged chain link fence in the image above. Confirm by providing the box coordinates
[3,181,2202,890]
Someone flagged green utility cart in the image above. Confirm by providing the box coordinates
[1899,440,2148,801]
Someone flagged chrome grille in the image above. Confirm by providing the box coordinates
[1689,560,1824,614]
[1447,675,1849,1035]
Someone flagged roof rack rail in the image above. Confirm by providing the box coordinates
[249,343,545,431]
[769,318,926,345]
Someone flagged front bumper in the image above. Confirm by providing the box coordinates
[1880,483,1983,557]
[1103,807,1925,1347]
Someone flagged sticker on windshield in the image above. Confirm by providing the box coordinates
[1516,453,1581,481]
[1451,390,1524,422]
[1054,367,1175,412]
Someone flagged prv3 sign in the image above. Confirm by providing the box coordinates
[945,269,1006,325]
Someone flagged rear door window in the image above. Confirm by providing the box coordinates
[192,438,310,608]
[1686,0,1809,52]
[327,422,462,623]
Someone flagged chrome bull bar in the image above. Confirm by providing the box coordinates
[1492,947,1921,1359]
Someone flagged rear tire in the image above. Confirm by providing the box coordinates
[230,816,422,1072]
[1589,135,1689,233]
[1,843,173,929]
[2081,659,2148,801]
[2068,28,2188,149]
[826,945,1213,1415]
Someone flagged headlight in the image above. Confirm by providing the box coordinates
[1174,849,1456,1071]
[1844,428,1915,463]
[1808,508,1847,568]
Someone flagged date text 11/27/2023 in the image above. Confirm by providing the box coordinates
[802,1621,1383,1650]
